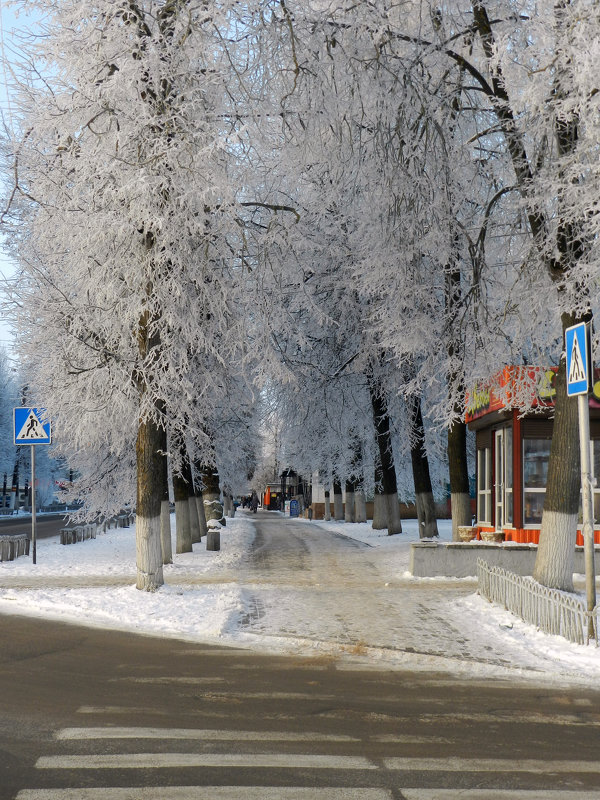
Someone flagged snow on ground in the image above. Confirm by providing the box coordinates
[0,512,599,685]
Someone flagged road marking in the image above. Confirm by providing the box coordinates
[402,793,600,799]
[384,757,600,773]
[80,690,338,702]
[108,677,225,685]
[372,733,450,744]
[17,789,392,800]
[77,707,170,715]
[36,753,376,770]
[75,706,600,727]
[56,727,359,742]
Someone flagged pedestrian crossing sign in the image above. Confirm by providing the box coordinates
[565,322,591,397]
[13,407,52,445]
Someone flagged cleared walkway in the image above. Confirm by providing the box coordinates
[235,513,548,675]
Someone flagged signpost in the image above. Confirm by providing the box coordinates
[565,322,595,637]
[13,408,52,565]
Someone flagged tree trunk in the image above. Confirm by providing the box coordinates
[158,424,172,565]
[369,379,402,535]
[445,242,472,542]
[189,492,201,544]
[533,342,579,590]
[191,456,208,538]
[409,394,439,539]
[333,479,344,520]
[196,491,208,538]
[354,488,367,523]
[324,489,331,521]
[224,493,235,518]
[135,415,164,591]
[473,1,584,589]
[173,467,192,554]
[372,460,387,530]
[202,465,224,529]
[344,479,355,523]
[448,420,472,541]
[180,450,200,544]
[135,296,164,591]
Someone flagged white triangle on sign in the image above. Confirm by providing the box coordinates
[569,334,587,385]
[16,411,47,441]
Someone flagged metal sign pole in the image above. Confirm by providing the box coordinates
[566,321,596,640]
[578,394,596,638]
[31,445,36,565]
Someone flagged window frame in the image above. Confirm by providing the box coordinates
[477,446,492,525]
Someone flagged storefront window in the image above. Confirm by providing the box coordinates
[477,447,491,523]
[505,428,513,525]
[523,438,550,525]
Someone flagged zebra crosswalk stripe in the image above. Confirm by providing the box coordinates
[402,793,600,800]
[15,787,600,800]
[17,789,393,800]
[384,756,600,773]
[36,752,376,770]
[56,726,359,742]
[20,727,600,800]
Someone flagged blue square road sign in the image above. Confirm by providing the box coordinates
[13,408,52,445]
[565,322,591,397]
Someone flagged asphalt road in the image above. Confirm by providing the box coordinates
[0,514,67,541]
[2,613,600,799]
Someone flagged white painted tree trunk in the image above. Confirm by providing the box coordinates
[372,491,387,530]
[416,491,439,538]
[203,492,223,524]
[136,418,165,583]
[345,490,355,522]
[450,492,472,541]
[136,513,163,591]
[135,415,164,591]
[354,489,367,523]
[158,427,172,565]
[533,355,578,591]
[189,494,201,544]
[448,420,472,541]
[333,491,344,521]
[160,498,172,564]
[386,494,402,535]
[534,510,577,589]
[175,495,192,554]
[196,492,208,538]
[224,494,235,517]
[324,490,331,521]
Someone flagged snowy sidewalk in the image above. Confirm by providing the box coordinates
[0,511,598,685]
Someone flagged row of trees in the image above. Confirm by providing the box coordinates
[2,1,598,591]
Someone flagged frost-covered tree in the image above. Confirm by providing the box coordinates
[1,0,284,589]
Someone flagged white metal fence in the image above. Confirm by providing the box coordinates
[477,558,597,646]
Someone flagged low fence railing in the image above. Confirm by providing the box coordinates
[60,512,135,545]
[477,558,597,646]
[0,534,30,562]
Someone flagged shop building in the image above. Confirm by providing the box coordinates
[467,366,600,545]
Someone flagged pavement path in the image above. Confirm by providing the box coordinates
[0,510,568,678]
[234,514,548,676]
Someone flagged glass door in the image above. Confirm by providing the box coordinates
[494,429,504,530]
